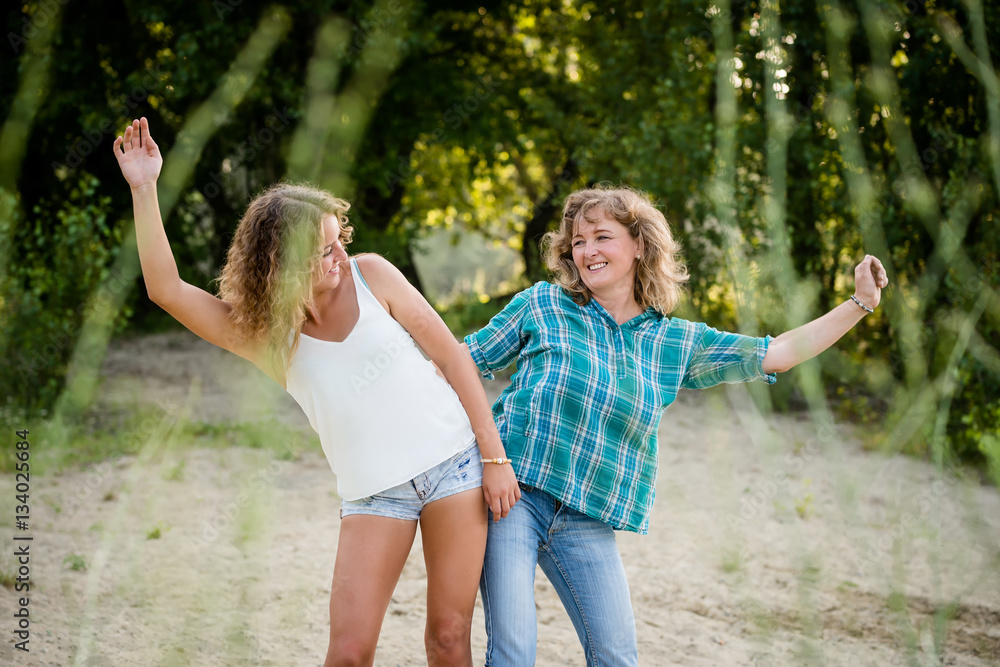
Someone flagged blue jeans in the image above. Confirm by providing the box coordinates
[480,486,639,666]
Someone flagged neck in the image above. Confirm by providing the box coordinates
[591,287,643,325]
[307,266,351,324]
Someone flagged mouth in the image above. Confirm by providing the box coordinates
[328,263,340,275]
[587,262,608,271]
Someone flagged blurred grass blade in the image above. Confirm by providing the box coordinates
[314,0,413,198]
[53,7,292,427]
[0,3,63,326]
[286,16,351,182]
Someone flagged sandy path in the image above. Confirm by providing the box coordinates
[2,329,999,666]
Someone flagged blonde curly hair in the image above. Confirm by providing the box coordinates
[542,185,689,314]
[217,183,352,372]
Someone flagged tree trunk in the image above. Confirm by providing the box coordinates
[521,158,579,283]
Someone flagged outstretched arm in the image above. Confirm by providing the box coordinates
[762,255,889,374]
[113,118,259,367]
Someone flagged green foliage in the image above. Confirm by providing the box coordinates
[181,418,316,460]
[1,0,998,473]
[0,174,129,411]
[63,554,87,572]
[436,291,520,340]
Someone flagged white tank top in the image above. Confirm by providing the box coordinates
[285,258,476,501]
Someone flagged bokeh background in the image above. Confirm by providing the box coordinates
[3,0,999,471]
[1,0,999,664]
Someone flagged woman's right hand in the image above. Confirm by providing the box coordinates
[113,117,162,190]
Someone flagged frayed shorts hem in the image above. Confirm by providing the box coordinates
[339,441,482,521]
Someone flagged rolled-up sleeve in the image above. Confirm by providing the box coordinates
[464,285,535,380]
[681,324,778,389]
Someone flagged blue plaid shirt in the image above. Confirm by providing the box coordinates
[465,282,776,534]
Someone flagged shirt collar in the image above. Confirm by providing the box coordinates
[583,297,661,329]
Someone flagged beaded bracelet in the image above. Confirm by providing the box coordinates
[481,457,512,465]
[850,294,874,314]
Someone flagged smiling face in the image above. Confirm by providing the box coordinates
[571,207,641,299]
[314,214,349,294]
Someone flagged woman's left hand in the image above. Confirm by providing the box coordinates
[853,254,889,310]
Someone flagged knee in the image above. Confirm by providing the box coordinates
[425,614,471,665]
[325,638,376,667]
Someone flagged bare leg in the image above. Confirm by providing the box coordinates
[325,515,418,667]
[419,488,489,666]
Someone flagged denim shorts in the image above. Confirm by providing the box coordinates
[340,441,483,521]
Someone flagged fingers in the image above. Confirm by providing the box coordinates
[139,116,157,150]
[121,118,143,152]
[489,494,513,521]
[869,256,889,288]
[859,254,889,288]
[484,487,519,521]
[117,118,157,155]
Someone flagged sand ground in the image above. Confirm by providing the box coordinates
[2,329,999,666]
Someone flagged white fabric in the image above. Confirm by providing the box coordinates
[285,258,475,500]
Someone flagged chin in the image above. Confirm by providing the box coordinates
[315,273,340,293]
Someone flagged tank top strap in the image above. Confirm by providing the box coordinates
[349,257,384,313]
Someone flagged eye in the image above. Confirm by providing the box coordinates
[573,239,585,247]
[597,235,609,240]
[323,247,333,257]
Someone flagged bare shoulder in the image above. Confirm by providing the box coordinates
[352,253,410,313]
[354,253,410,293]
[354,253,402,279]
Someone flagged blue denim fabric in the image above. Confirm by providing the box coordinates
[339,441,482,520]
[480,486,639,666]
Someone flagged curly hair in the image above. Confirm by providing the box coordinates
[541,185,689,314]
[216,182,352,372]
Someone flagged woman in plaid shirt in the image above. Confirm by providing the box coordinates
[465,185,889,666]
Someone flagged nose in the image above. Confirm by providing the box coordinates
[332,240,348,260]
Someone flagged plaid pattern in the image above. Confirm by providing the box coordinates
[466,282,776,534]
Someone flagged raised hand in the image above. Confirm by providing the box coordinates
[853,254,889,311]
[113,117,162,190]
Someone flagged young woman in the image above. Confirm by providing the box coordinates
[113,117,519,667]
[465,185,889,666]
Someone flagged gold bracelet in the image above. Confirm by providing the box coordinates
[480,457,512,465]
